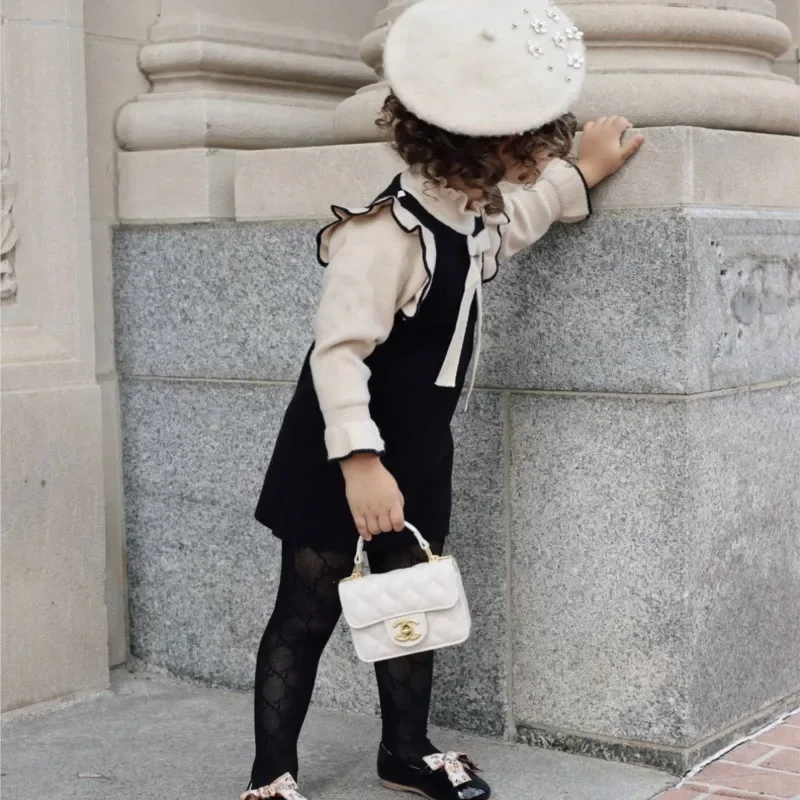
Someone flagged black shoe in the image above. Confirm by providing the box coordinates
[378,743,491,800]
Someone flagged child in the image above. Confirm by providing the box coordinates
[244,0,644,797]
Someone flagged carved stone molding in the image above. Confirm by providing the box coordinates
[116,19,374,151]
[334,0,800,142]
[334,0,415,144]
[1,132,18,303]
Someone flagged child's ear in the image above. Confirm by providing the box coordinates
[496,136,515,159]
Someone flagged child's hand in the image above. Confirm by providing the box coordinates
[577,116,644,188]
[340,453,405,540]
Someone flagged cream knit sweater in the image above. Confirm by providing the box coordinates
[311,159,590,461]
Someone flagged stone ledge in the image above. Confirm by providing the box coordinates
[116,128,799,224]
[118,149,237,224]
[235,128,800,221]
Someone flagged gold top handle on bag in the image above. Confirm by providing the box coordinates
[348,522,439,580]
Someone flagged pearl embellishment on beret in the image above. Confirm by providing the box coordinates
[515,7,585,67]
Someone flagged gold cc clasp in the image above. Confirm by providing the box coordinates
[393,618,422,643]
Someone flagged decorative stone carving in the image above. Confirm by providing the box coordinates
[335,0,800,142]
[1,132,18,303]
[116,11,374,151]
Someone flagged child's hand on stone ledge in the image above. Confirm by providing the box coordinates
[577,116,645,188]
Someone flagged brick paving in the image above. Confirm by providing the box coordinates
[656,710,800,800]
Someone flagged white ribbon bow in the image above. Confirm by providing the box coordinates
[435,227,493,411]
[423,751,480,787]
[240,772,307,800]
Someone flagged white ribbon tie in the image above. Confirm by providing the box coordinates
[435,227,492,411]
[423,751,479,787]
[240,772,307,800]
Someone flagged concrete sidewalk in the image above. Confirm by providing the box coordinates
[2,671,676,800]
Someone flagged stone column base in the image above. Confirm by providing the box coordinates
[118,126,800,224]
[1,384,109,711]
[113,128,800,773]
[235,128,800,219]
[334,0,800,143]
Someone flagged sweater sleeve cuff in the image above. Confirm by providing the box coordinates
[325,419,385,462]
[540,160,591,223]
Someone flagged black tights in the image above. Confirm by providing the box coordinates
[250,538,444,789]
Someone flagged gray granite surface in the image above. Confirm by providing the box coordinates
[487,210,800,393]
[115,209,800,766]
[121,377,381,716]
[121,379,509,735]
[684,383,800,743]
[1,671,676,800]
[509,383,800,750]
[434,391,508,736]
[114,222,321,382]
[121,377,294,513]
[686,213,800,392]
[120,378,290,692]
[114,211,800,393]
[483,211,693,393]
[509,393,691,749]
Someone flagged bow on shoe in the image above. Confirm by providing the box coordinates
[240,772,307,800]
[423,752,481,787]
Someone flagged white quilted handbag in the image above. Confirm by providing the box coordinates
[338,523,471,663]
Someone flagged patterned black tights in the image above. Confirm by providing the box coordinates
[250,539,443,789]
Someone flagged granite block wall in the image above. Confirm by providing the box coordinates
[115,207,800,771]
[509,385,800,764]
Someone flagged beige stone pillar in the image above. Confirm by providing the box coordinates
[1,0,109,710]
[84,0,164,671]
[334,0,414,144]
[774,0,800,81]
[335,0,800,142]
[116,0,383,222]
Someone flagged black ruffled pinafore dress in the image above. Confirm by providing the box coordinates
[255,175,491,554]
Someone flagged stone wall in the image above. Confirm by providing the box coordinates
[115,132,800,772]
[1,0,108,711]
[84,0,383,670]
[84,0,162,671]
[2,0,797,718]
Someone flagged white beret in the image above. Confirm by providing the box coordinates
[384,0,587,137]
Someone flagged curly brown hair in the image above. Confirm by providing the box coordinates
[377,93,577,215]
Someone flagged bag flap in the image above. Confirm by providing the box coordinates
[339,557,461,630]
